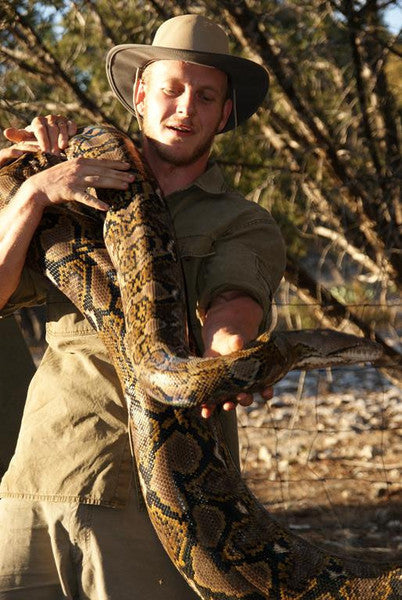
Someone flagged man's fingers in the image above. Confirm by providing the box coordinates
[26,116,78,154]
[83,171,135,189]
[3,127,36,144]
[0,143,40,167]
[47,116,76,153]
[261,387,274,400]
[14,142,40,152]
[57,120,71,150]
[77,159,134,189]
[56,119,77,150]
[75,191,109,212]
[234,393,253,407]
[75,158,131,170]
[27,117,53,153]
[22,156,135,210]
[200,396,247,419]
[201,406,214,419]
[200,390,259,418]
[222,401,237,411]
[67,119,78,137]
[0,146,25,167]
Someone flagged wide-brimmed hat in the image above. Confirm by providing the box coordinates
[106,14,269,133]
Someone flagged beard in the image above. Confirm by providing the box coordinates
[144,131,216,167]
[141,110,224,167]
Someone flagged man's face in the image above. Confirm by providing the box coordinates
[135,60,232,167]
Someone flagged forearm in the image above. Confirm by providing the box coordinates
[199,291,266,418]
[0,142,134,310]
[0,184,44,309]
[0,115,76,307]
[201,291,263,357]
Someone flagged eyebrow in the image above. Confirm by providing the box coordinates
[160,76,221,92]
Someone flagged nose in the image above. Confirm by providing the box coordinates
[176,88,195,117]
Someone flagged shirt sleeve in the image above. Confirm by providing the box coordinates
[0,266,48,318]
[197,208,286,331]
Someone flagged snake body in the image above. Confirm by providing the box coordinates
[1,125,400,599]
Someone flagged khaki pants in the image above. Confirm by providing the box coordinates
[0,484,198,600]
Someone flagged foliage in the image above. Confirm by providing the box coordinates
[1,0,401,366]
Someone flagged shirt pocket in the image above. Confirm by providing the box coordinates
[177,234,215,259]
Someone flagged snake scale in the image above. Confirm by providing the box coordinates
[1,125,400,599]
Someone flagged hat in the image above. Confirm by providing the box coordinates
[106,14,269,133]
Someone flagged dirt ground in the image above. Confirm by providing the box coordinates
[237,366,402,563]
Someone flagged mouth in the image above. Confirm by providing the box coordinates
[166,123,194,136]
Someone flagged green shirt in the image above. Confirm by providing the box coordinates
[0,163,286,507]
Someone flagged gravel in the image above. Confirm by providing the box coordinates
[237,365,401,561]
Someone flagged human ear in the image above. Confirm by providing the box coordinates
[134,79,146,117]
[217,98,233,133]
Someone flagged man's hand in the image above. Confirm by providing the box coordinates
[4,114,77,156]
[0,142,40,168]
[2,115,133,212]
[200,291,273,419]
[20,157,134,212]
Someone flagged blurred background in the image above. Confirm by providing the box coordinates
[1,0,401,561]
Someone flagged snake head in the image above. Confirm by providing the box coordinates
[275,329,384,371]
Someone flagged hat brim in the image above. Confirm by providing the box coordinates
[106,45,269,133]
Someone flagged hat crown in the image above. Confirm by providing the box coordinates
[152,15,229,55]
[106,14,269,133]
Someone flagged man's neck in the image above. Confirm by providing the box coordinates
[142,139,209,196]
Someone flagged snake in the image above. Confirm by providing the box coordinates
[0,125,400,599]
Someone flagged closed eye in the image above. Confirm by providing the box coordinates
[201,94,215,102]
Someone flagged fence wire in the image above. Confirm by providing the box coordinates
[236,288,401,561]
[14,294,402,560]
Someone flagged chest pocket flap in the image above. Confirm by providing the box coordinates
[177,234,215,259]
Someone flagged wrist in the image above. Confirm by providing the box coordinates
[203,327,244,357]
[19,178,49,213]
[201,293,263,355]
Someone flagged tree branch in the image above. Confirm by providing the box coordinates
[285,255,402,384]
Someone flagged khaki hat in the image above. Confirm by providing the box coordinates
[106,14,269,133]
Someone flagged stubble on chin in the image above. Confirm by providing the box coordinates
[141,109,224,167]
[145,132,216,167]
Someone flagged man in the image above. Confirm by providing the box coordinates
[0,14,286,600]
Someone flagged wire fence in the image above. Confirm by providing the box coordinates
[15,292,402,560]
[236,288,401,561]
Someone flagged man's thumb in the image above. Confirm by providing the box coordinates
[3,127,35,143]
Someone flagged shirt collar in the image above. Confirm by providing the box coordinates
[192,161,229,194]
[166,161,229,198]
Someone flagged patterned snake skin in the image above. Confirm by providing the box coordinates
[1,125,400,599]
